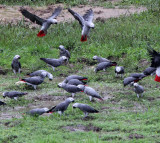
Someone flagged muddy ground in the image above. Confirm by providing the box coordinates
[0,4,147,26]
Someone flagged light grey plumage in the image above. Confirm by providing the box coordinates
[133,83,144,98]
[93,56,110,63]
[94,62,117,73]
[47,98,74,115]
[63,75,88,83]
[77,85,103,101]
[67,79,86,86]
[21,72,47,89]
[3,91,28,100]
[40,56,67,71]
[28,70,53,80]
[20,7,62,37]
[27,108,49,116]
[129,73,146,79]
[59,45,70,61]
[143,67,156,76]
[73,103,99,118]
[115,66,124,77]
[68,8,94,42]
[11,55,21,74]
[123,77,137,87]
[58,82,82,97]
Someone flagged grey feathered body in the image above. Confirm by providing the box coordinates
[134,85,144,94]
[75,103,99,113]
[22,75,45,85]
[28,108,49,116]
[67,79,86,86]
[94,56,110,63]
[143,67,156,76]
[95,62,113,72]
[123,77,137,86]
[84,86,102,100]
[64,75,88,83]
[11,59,21,73]
[29,70,53,80]
[3,91,27,99]
[62,84,82,93]
[60,49,70,60]
[129,73,146,79]
[40,57,65,67]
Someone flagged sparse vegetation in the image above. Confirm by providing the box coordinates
[0,0,160,143]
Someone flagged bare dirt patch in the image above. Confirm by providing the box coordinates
[0,4,147,25]
[62,124,102,132]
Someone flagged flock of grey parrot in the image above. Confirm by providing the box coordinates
[0,7,160,118]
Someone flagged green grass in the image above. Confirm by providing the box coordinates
[0,0,89,6]
[0,0,160,142]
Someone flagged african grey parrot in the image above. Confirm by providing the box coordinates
[58,82,82,97]
[20,72,47,89]
[94,62,117,73]
[129,73,146,79]
[93,56,110,63]
[0,100,6,106]
[67,79,87,86]
[63,75,88,83]
[59,45,70,61]
[28,70,53,81]
[20,7,62,37]
[77,85,103,101]
[73,103,99,118]
[148,48,160,82]
[68,8,94,42]
[115,66,124,77]
[143,67,156,76]
[123,76,139,86]
[27,108,49,116]
[11,55,21,74]
[3,91,28,100]
[133,83,144,98]
[47,97,74,115]
[40,56,67,71]
[123,73,146,87]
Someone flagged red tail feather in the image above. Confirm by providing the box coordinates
[82,79,87,80]
[81,35,87,42]
[37,30,46,37]
[155,75,160,82]
[20,79,26,82]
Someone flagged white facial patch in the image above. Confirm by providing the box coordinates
[14,55,20,59]
[116,66,121,72]
[93,56,97,59]
[133,83,138,87]
[58,83,63,87]
[59,45,64,49]
[61,56,67,60]
[68,97,74,102]
[73,103,79,108]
